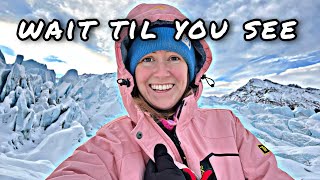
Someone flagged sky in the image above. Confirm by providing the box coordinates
[0,0,319,96]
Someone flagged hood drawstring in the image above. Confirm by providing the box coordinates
[117,78,130,87]
[201,74,215,87]
[117,75,214,88]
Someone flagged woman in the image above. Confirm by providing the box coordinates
[47,3,293,180]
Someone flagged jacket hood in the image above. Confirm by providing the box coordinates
[114,3,212,122]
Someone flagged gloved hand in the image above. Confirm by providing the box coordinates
[144,144,188,180]
[200,170,217,180]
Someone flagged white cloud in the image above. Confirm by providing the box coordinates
[0,21,115,75]
[203,79,249,97]
[186,0,320,82]
[258,63,320,89]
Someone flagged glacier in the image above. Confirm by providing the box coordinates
[0,50,319,179]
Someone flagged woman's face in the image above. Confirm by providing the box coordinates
[135,50,188,110]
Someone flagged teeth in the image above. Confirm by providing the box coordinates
[151,84,173,91]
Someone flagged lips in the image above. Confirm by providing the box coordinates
[150,84,174,91]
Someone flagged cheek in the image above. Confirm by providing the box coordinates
[172,64,188,84]
[135,67,149,89]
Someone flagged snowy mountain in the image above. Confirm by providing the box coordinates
[0,50,320,179]
[222,78,320,112]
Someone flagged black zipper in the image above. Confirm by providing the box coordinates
[157,100,188,166]
[158,122,189,166]
[173,100,188,166]
[172,127,188,166]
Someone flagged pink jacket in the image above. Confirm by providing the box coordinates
[47,3,293,180]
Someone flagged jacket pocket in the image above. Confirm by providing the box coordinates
[203,153,245,180]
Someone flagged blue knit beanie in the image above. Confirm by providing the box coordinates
[127,27,196,82]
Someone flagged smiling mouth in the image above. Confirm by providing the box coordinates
[149,84,174,91]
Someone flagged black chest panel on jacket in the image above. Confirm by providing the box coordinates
[158,123,189,166]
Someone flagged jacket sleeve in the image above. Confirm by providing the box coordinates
[46,133,119,180]
[231,112,293,180]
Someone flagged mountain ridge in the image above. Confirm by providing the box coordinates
[222,78,320,112]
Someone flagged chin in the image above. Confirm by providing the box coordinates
[152,101,177,111]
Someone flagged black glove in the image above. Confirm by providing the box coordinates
[144,144,187,180]
[200,170,217,180]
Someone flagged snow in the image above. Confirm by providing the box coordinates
[0,153,54,180]
[293,107,316,118]
[0,56,125,179]
[311,113,320,121]
[0,54,319,179]
[58,69,79,84]
[276,156,320,180]
[266,105,294,118]
[6,121,86,165]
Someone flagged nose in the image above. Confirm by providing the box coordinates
[153,61,170,78]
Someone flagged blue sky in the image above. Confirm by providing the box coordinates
[0,0,319,96]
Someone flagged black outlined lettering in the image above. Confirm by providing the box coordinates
[280,19,298,41]
[108,19,130,41]
[43,19,64,41]
[16,18,298,42]
[140,19,156,40]
[188,19,207,40]
[209,19,230,40]
[174,19,191,41]
[16,19,45,41]
[243,19,262,41]
[77,19,100,41]
[261,19,279,41]
[244,19,298,41]
[66,19,75,41]
[129,20,137,40]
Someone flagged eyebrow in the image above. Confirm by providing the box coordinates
[150,50,171,54]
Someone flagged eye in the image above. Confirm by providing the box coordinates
[141,57,154,63]
[169,56,181,61]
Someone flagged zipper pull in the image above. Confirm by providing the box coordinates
[201,74,215,87]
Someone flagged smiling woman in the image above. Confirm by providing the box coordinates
[135,50,188,111]
[128,26,194,118]
[47,3,293,180]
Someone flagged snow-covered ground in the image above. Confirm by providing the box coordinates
[0,51,319,179]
